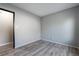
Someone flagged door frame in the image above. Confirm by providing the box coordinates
[0,8,15,48]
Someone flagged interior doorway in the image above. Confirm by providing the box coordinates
[0,8,15,51]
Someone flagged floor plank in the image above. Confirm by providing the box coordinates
[0,40,79,56]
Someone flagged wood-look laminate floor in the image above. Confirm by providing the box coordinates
[0,43,13,53]
[0,40,79,56]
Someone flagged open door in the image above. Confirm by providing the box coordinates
[0,8,15,51]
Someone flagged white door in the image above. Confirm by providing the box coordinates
[0,9,13,48]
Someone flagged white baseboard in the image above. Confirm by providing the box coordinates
[15,39,41,48]
[0,42,12,46]
[42,39,79,49]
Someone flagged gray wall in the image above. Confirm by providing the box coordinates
[0,4,41,48]
[41,6,79,48]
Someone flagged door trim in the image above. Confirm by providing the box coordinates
[0,8,15,48]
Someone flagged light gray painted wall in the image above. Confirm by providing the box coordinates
[0,4,41,48]
[41,6,79,48]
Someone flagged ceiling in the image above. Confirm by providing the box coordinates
[12,3,79,17]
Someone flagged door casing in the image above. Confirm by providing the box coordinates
[0,8,15,48]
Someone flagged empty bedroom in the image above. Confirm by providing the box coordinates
[0,3,79,56]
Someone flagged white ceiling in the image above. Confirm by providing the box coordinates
[12,3,79,17]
